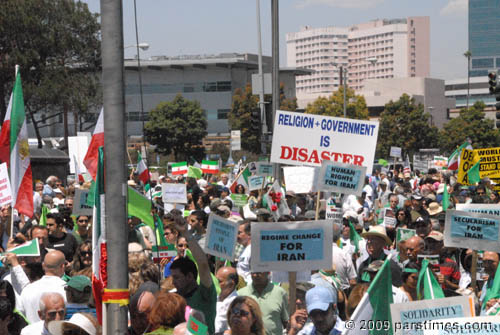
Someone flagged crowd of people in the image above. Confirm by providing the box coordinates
[0,165,498,334]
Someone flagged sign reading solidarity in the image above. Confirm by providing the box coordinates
[270,110,379,173]
[251,220,333,272]
[444,210,500,252]
[317,161,366,196]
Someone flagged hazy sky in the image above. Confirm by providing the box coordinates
[83,0,469,80]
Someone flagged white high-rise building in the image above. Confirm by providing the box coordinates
[286,17,430,108]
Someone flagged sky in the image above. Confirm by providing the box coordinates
[82,0,469,80]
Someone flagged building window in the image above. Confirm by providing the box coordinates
[471,58,494,69]
[217,109,230,120]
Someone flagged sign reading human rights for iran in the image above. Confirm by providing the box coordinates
[270,110,379,173]
[317,161,366,196]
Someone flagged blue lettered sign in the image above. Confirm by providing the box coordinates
[204,214,239,260]
[317,161,367,196]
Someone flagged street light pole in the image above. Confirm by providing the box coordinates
[256,0,267,154]
[464,50,472,110]
[343,67,347,117]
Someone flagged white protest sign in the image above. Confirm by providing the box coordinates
[248,162,258,173]
[0,163,12,206]
[73,189,93,216]
[270,110,379,173]
[325,199,343,224]
[256,162,274,177]
[423,316,500,335]
[251,220,333,272]
[68,136,90,174]
[383,208,397,228]
[283,166,318,194]
[444,210,500,252]
[248,175,264,191]
[162,183,188,204]
[317,161,366,196]
[204,214,239,261]
[456,203,500,217]
[391,295,475,335]
[390,146,402,158]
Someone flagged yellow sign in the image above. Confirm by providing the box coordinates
[458,147,500,185]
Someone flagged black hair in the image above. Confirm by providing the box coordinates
[0,280,15,309]
[171,257,198,279]
[190,210,208,228]
[402,262,421,283]
[0,298,12,321]
[240,220,252,235]
[46,213,64,226]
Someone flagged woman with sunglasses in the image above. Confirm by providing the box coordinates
[70,241,92,277]
[224,296,264,335]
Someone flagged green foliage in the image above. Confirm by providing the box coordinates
[305,86,369,119]
[377,94,439,158]
[145,95,207,161]
[229,83,261,153]
[0,0,101,126]
[439,101,500,153]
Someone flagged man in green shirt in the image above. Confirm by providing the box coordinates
[238,272,289,335]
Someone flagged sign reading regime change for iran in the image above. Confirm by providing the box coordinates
[444,210,500,252]
[270,110,379,174]
[251,220,333,272]
[317,161,366,196]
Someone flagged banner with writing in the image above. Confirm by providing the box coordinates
[204,214,239,261]
[162,183,187,204]
[317,161,366,196]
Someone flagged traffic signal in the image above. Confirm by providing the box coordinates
[250,109,261,134]
[488,71,497,94]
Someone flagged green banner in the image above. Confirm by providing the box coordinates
[230,194,248,208]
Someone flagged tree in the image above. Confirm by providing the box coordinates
[305,86,369,119]
[0,0,101,144]
[439,101,500,153]
[229,84,260,153]
[377,94,439,159]
[144,95,207,161]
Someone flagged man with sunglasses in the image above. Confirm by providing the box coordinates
[20,292,65,334]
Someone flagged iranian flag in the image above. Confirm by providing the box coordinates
[136,152,149,184]
[172,161,188,176]
[83,108,104,181]
[9,71,33,217]
[0,94,13,167]
[448,140,472,170]
[201,160,219,174]
[91,147,107,324]
[230,165,251,193]
[345,257,393,335]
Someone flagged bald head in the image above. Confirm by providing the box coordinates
[43,250,66,276]
[173,323,187,335]
[405,236,424,262]
[216,266,238,300]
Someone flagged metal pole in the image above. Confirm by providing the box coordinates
[100,0,129,333]
[256,0,267,154]
[343,68,347,117]
[271,0,279,127]
[466,55,470,111]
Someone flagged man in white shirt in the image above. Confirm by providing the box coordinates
[214,266,238,334]
[18,250,67,323]
[329,224,357,291]
[20,292,66,335]
[236,221,252,283]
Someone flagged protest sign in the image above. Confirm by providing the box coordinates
[390,146,402,158]
[0,163,12,206]
[391,295,474,335]
[325,199,343,224]
[423,316,500,335]
[152,244,177,263]
[256,162,274,176]
[457,147,500,185]
[412,157,429,173]
[162,183,187,204]
[444,210,500,252]
[251,220,333,272]
[382,208,397,228]
[429,156,447,170]
[248,175,264,191]
[248,161,258,173]
[456,203,500,217]
[270,110,379,173]
[317,161,366,196]
[68,136,90,174]
[283,166,319,194]
[230,194,248,209]
[73,189,93,216]
[204,214,239,261]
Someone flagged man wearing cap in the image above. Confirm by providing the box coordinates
[64,276,95,320]
[289,286,344,335]
[20,292,66,335]
[425,231,460,291]
[357,226,402,287]
[410,194,429,222]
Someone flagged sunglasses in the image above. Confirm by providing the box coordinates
[81,251,92,257]
[78,219,89,223]
[47,309,65,318]
[231,307,250,317]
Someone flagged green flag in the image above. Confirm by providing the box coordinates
[378,158,389,167]
[39,204,48,226]
[441,183,449,212]
[2,238,40,256]
[417,259,445,300]
[187,166,202,179]
[154,214,168,246]
[467,160,481,184]
[127,186,154,229]
[348,222,361,253]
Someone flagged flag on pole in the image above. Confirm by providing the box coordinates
[127,186,154,229]
[92,147,106,324]
[39,204,48,227]
[448,140,472,170]
[348,222,361,253]
[230,165,251,194]
[171,162,188,176]
[403,154,411,175]
[0,94,13,167]
[417,259,445,300]
[467,159,481,184]
[201,160,219,174]
[441,183,450,212]
[187,166,202,179]
[136,152,149,185]
[83,108,104,181]
[345,257,393,335]
[9,71,33,217]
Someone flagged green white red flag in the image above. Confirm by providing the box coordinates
[136,152,149,184]
[201,160,219,174]
[230,165,251,194]
[83,108,104,180]
[172,162,188,175]
[9,71,33,217]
